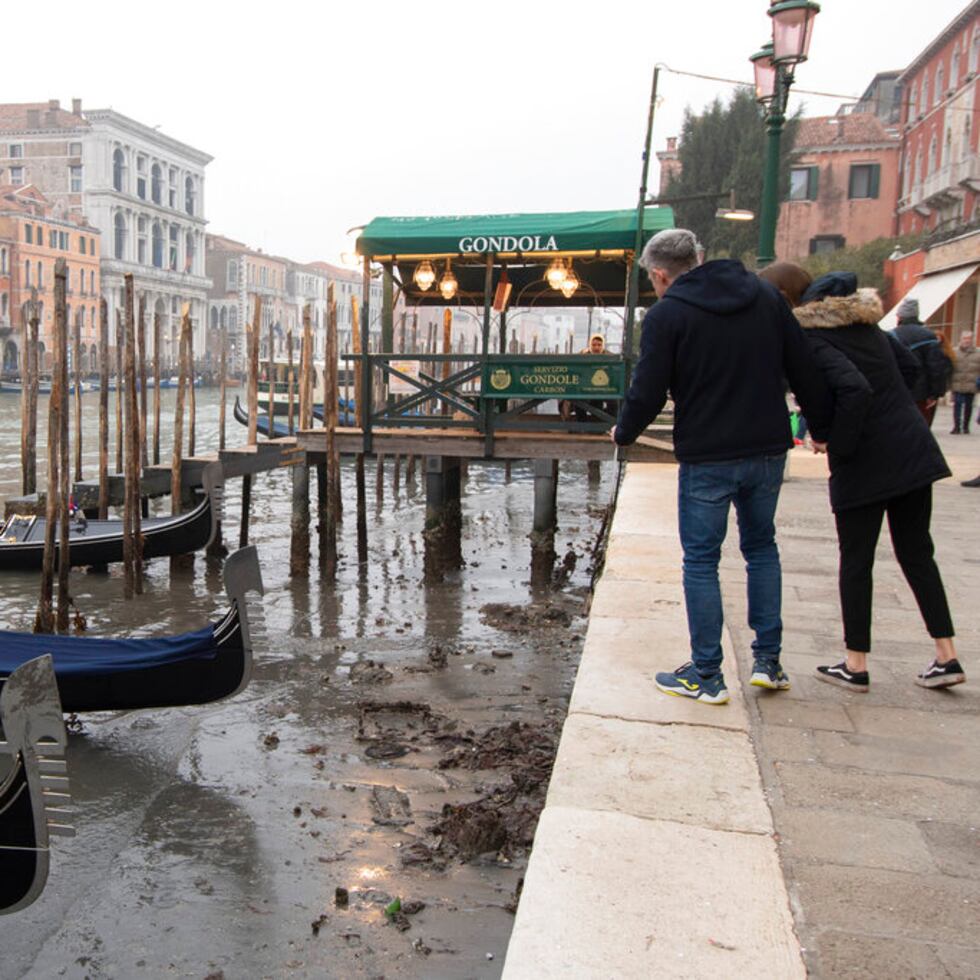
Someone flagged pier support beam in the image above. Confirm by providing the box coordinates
[423,455,462,580]
[530,458,559,587]
[290,463,311,577]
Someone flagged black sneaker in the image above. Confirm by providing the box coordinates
[815,661,869,692]
[961,475,980,488]
[915,659,966,689]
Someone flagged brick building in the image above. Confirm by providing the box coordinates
[775,113,901,261]
[0,183,100,374]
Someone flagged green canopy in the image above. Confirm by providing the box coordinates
[357,206,675,258]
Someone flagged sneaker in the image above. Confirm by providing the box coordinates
[915,659,966,689]
[815,661,869,692]
[751,659,791,690]
[961,475,980,488]
[655,662,729,705]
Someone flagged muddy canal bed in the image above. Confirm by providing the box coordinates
[0,433,613,979]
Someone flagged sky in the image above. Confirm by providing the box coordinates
[6,0,972,264]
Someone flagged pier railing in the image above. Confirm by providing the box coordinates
[345,352,625,456]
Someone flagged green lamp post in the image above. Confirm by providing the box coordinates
[751,0,820,268]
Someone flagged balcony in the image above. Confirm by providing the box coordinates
[908,153,980,210]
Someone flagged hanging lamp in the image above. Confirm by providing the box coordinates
[413,259,436,291]
[545,257,567,290]
[559,265,579,298]
[438,259,458,301]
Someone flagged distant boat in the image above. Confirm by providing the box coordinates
[0,463,223,571]
[0,655,74,914]
[0,379,95,395]
[0,545,263,714]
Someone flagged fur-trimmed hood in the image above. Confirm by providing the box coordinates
[794,288,884,329]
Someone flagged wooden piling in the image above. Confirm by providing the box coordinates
[170,304,191,574]
[287,326,295,435]
[239,298,261,549]
[55,262,71,632]
[322,284,340,578]
[73,303,83,482]
[441,308,452,416]
[188,315,196,458]
[219,319,227,452]
[122,274,143,596]
[137,296,148,469]
[290,305,314,577]
[267,313,275,426]
[115,312,123,474]
[352,293,367,565]
[20,291,39,496]
[153,310,161,465]
[98,299,109,519]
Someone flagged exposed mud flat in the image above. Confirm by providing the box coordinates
[0,392,614,978]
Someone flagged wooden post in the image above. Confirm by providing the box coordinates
[290,304,313,577]
[267,312,275,427]
[73,306,83,482]
[376,451,384,501]
[55,263,71,633]
[353,290,367,565]
[240,297,261,549]
[323,283,340,578]
[188,314,196,457]
[218,319,227,451]
[153,310,161,465]
[98,299,109,518]
[287,326,295,435]
[21,291,39,496]
[170,303,191,574]
[115,311,123,474]
[137,295,148,470]
[441,308,452,416]
[123,274,143,596]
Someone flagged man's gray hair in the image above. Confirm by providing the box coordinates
[640,228,700,279]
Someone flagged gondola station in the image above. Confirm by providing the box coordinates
[296,205,677,570]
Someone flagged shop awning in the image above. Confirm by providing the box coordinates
[881,262,980,328]
[356,207,675,258]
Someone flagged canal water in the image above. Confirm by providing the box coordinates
[0,387,613,978]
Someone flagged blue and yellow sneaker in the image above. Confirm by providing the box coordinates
[655,662,729,705]
[750,659,791,690]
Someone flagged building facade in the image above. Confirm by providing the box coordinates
[896,1,980,236]
[0,99,212,370]
[0,183,100,373]
[775,113,901,261]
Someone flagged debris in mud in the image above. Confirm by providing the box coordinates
[439,721,558,773]
[261,731,280,750]
[350,658,394,684]
[490,649,513,659]
[370,786,413,827]
[427,645,448,669]
[365,740,410,760]
[399,840,446,871]
[480,601,574,632]
[412,938,432,956]
[335,887,349,908]
[472,662,496,675]
[402,900,426,916]
[310,913,329,935]
[505,877,525,915]
[301,743,326,755]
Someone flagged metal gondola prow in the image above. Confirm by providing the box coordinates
[221,545,265,700]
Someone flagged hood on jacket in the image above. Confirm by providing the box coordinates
[664,259,760,315]
[794,288,884,329]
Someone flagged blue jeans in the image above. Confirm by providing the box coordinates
[952,391,974,431]
[678,454,786,676]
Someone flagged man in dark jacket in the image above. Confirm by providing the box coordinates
[892,297,950,427]
[612,229,831,705]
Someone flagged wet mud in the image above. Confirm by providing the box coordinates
[0,390,614,979]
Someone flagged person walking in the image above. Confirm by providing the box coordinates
[892,297,951,427]
[612,230,831,705]
[950,330,980,434]
[783,269,965,691]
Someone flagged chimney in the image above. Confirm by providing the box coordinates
[666,137,678,151]
[72,98,82,116]
[48,99,60,111]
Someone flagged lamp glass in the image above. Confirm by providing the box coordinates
[769,1,819,65]
[545,258,567,290]
[413,260,436,291]
[438,269,458,301]
[750,43,776,102]
[559,269,579,298]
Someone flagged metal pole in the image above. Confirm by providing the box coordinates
[624,65,660,360]
[757,69,787,269]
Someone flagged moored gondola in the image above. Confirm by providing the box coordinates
[0,655,74,914]
[0,545,264,714]
[0,463,223,572]
[233,395,290,438]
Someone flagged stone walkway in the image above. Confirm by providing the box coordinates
[725,405,980,979]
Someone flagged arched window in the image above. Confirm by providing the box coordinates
[25,259,31,287]
[76,307,85,331]
[972,28,980,74]
[952,47,961,88]
[37,262,43,289]
[184,176,195,216]
[152,221,163,268]
[114,212,127,260]
[185,231,195,273]
[113,147,125,192]
[220,307,227,329]
[936,64,945,102]
[924,73,931,110]
[151,163,162,205]
[0,246,6,275]
[210,306,218,330]
[928,134,938,173]
[965,117,972,160]
[1,293,8,319]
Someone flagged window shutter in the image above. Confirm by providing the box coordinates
[808,166,819,200]
[869,164,880,199]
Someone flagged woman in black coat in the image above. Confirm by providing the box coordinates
[761,267,965,691]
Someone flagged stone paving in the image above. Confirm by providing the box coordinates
[724,405,980,979]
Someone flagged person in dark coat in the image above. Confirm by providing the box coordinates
[790,270,964,691]
[892,296,951,427]
[612,231,832,705]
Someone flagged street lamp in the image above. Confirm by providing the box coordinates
[751,0,820,267]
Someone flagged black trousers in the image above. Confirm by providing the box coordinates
[834,485,954,652]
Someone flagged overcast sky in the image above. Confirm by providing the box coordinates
[6,0,972,263]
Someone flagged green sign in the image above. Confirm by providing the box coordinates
[481,357,625,399]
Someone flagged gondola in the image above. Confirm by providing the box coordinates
[0,462,223,572]
[233,395,291,438]
[0,545,263,714]
[0,655,74,913]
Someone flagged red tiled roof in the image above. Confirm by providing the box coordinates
[793,113,899,149]
[0,102,90,133]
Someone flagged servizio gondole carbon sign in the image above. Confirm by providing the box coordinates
[481,357,626,399]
